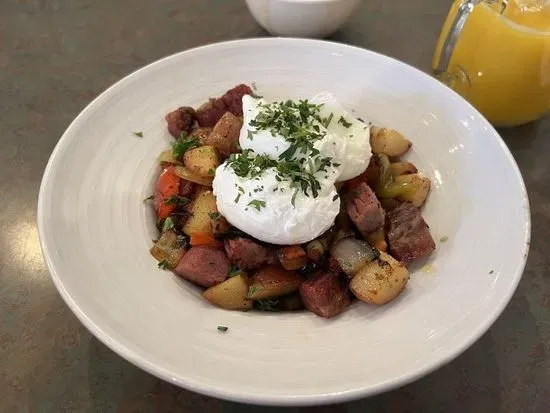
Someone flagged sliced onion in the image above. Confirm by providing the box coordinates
[330,237,380,276]
[158,150,183,165]
[173,165,213,186]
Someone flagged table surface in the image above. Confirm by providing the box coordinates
[1,1,549,412]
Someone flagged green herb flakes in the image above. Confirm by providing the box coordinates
[338,116,352,128]
[158,260,170,269]
[247,285,263,298]
[162,217,175,231]
[217,325,228,332]
[248,199,266,211]
[164,195,190,207]
[143,195,154,203]
[255,299,279,312]
[209,212,221,220]
[172,134,199,159]
[132,131,144,137]
[228,264,242,277]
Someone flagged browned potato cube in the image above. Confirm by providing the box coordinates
[183,190,217,236]
[248,266,301,300]
[350,251,409,305]
[202,274,253,310]
[183,145,220,178]
[390,161,418,177]
[370,127,412,157]
[202,112,242,156]
[394,174,431,207]
[189,127,213,144]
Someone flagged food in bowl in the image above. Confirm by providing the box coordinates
[148,84,435,318]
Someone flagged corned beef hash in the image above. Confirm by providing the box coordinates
[148,84,435,318]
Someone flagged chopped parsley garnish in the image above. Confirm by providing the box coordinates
[224,100,344,208]
[248,199,266,211]
[132,131,144,137]
[247,285,263,298]
[234,193,242,204]
[209,212,221,220]
[207,168,215,176]
[228,264,241,277]
[158,260,170,269]
[322,112,334,128]
[247,100,332,161]
[226,150,277,178]
[172,133,199,159]
[217,325,228,332]
[440,236,449,243]
[338,116,352,128]
[164,195,190,207]
[255,299,279,312]
[332,194,339,201]
[162,217,175,231]
[143,195,154,203]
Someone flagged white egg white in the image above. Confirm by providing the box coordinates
[212,164,340,245]
[309,92,372,181]
[239,93,371,182]
[216,92,371,245]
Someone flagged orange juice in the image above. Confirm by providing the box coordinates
[433,0,550,126]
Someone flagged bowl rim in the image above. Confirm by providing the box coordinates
[37,37,531,406]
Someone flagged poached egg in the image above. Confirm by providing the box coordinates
[212,92,371,245]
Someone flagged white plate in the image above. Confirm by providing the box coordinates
[37,39,530,406]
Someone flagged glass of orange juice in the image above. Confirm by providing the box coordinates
[433,0,550,127]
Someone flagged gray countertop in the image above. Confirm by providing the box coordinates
[1,1,548,412]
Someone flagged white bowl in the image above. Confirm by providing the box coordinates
[245,0,360,38]
[38,38,530,406]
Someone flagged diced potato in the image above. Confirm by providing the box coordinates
[370,127,412,157]
[366,229,387,252]
[394,174,431,207]
[210,214,232,235]
[189,127,213,144]
[183,145,220,178]
[278,246,308,270]
[157,149,183,165]
[350,251,409,305]
[173,165,213,186]
[248,266,301,300]
[390,161,418,177]
[202,112,242,155]
[202,274,253,310]
[183,190,217,236]
[150,230,186,268]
